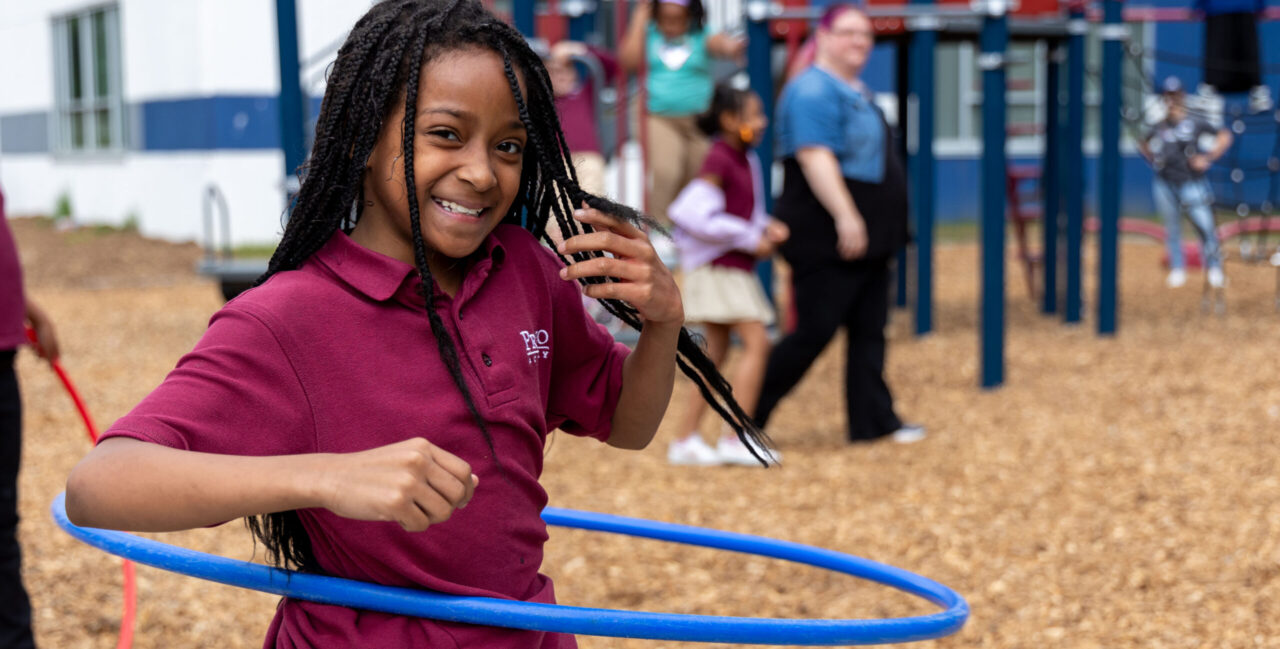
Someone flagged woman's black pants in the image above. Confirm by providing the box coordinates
[0,351,35,649]
[755,260,902,441]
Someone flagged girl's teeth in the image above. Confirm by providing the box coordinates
[436,199,481,216]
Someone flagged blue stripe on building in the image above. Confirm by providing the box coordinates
[0,112,48,154]
[0,96,331,155]
[0,96,292,155]
[141,95,280,151]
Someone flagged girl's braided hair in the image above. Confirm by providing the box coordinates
[249,0,770,573]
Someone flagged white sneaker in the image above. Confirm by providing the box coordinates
[1249,85,1274,114]
[1207,266,1226,289]
[1166,268,1187,288]
[716,435,777,466]
[667,434,722,466]
[1270,250,1280,267]
[891,424,927,444]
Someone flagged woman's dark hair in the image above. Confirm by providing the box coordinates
[649,0,705,33]
[695,81,753,137]
[247,0,771,573]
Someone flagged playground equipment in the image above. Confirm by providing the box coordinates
[54,492,968,645]
[1102,24,1280,314]
[733,0,1086,388]
[519,0,1086,388]
[240,0,1276,386]
[740,0,1278,384]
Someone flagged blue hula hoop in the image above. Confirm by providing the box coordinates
[52,493,968,645]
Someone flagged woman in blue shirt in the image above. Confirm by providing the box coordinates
[620,0,744,228]
[756,5,922,445]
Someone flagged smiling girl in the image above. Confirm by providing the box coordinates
[63,1,769,647]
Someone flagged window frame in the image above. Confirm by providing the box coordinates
[51,3,125,155]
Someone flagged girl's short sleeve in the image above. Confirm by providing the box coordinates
[541,252,630,441]
[697,142,734,179]
[100,305,316,457]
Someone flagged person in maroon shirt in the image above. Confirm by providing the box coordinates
[543,39,617,196]
[1,186,60,649]
[65,2,771,648]
[667,83,787,467]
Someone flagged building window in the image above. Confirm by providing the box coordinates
[52,5,124,152]
[935,22,1151,154]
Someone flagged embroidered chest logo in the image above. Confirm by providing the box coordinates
[520,329,551,364]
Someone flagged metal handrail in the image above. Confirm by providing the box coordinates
[201,184,232,264]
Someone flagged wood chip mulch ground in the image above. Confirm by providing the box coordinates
[10,217,1280,648]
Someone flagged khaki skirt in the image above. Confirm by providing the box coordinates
[682,264,775,326]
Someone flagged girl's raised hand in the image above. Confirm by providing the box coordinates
[557,204,684,326]
[315,437,477,532]
[630,0,652,24]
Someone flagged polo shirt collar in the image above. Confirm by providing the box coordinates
[312,230,507,304]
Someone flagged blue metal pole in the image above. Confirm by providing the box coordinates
[1097,0,1123,335]
[895,47,910,310]
[747,1,776,301]
[514,0,536,37]
[979,2,1008,389]
[275,0,306,186]
[1064,5,1085,324]
[566,0,596,42]
[907,5,938,335]
[1041,42,1062,314]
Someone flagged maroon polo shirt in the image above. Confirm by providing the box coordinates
[100,225,631,648]
[698,140,755,271]
[0,189,27,351]
[554,46,618,156]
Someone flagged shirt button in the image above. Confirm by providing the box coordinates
[482,353,492,367]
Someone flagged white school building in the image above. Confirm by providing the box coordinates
[0,0,372,247]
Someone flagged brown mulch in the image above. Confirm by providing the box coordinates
[12,218,206,291]
[11,217,1280,648]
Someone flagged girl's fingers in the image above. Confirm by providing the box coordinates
[581,281,649,304]
[572,204,646,240]
[396,469,470,531]
[559,230,651,259]
[559,256,649,283]
[409,488,455,528]
[393,495,432,532]
[425,462,473,509]
[429,444,474,486]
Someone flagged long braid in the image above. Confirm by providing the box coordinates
[398,12,502,465]
[246,1,467,572]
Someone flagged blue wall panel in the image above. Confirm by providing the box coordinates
[0,113,49,154]
[141,96,279,151]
